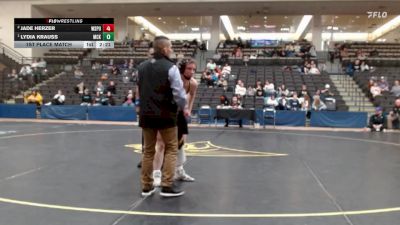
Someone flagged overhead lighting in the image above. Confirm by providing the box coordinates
[369,15,400,41]
[280,27,290,31]
[237,26,246,31]
[377,38,386,42]
[220,15,235,39]
[177,17,181,20]
[131,16,165,36]
[284,16,288,19]
[158,17,162,20]
[327,26,332,30]
[191,27,200,31]
[356,16,360,19]
[294,15,313,39]
[264,25,276,28]
[264,16,267,19]
[332,26,339,31]
[335,16,339,19]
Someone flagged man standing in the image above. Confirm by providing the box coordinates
[137,36,188,197]
[152,59,198,186]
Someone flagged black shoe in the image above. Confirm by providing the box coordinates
[224,124,228,127]
[137,161,142,168]
[160,186,185,197]
[141,187,156,197]
[239,124,243,128]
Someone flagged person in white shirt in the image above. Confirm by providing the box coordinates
[221,63,231,76]
[370,82,382,98]
[265,95,279,108]
[206,60,216,71]
[235,80,246,97]
[308,64,321,75]
[46,90,65,105]
[263,80,275,96]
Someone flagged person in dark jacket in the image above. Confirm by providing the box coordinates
[368,107,385,132]
[137,36,188,198]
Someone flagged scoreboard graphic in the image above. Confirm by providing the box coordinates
[14,18,114,48]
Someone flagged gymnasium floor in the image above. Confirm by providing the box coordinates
[0,121,399,225]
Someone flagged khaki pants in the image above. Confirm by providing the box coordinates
[387,114,399,129]
[141,126,178,190]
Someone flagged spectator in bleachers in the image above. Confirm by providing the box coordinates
[235,80,246,97]
[233,47,243,58]
[92,61,101,70]
[128,59,135,70]
[309,45,317,58]
[370,82,382,98]
[7,69,19,80]
[288,93,301,111]
[277,94,289,110]
[206,60,217,71]
[121,60,129,69]
[25,89,43,107]
[320,84,335,102]
[74,67,84,79]
[94,81,105,94]
[386,98,400,129]
[45,89,65,105]
[265,95,278,109]
[390,80,400,97]
[246,85,255,97]
[367,107,385,132]
[353,59,361,72]
[277,48,286,57]
[224,95,243,128]
[378,76,389,92]
[19,65,32,78]
[101,91,116,106]
[298,84,310,99]
[301,94,311,113]
[360,61,370,72]
[106,81,117,95]
[277,84,290,97]
[111,65,121,76]
[221,63,231,77]
[312,95,327,111]
[75,81,85,95]
[218,95,230,107]
[308,63,321,75]
[80,88,92,106]
[123,90,135,107]
[92,91,102,106]
[263,80,275,97]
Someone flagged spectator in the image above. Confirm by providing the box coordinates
[378,76,389,92]
[224,95,243,128]
[106,81,117,95]
[263,80,275,97]
[277,84,290,97]
[123,90,135,107]
[387,98,400,129]
[370,82,382,98]
[80,88,92,106]
[206,60,216,71]
[367,107,385,132]
[301,94,311,114]
[25,89,43,107]
[74,67,84,79]
[221,63,231,77]
[128,59,135,70]
[353,59,361,72]
[7,69,19,80]
[46,89,65,105]
[390,80,400,97]
[298,84,310,99]
[94,81,105,94]
[312,95,327,111]
[320,84,335,102]
[288,93,301,111]
[265,95,279,109]
[246,85,255,96]
[235,80,246,97]
[217,95,230,108]
[19,65,32,77]
[102,91,116,106]
[92,91,102,106]
[360,61,370,72]
[111,65,121,76]
[277,94,289,110]
[308,63,321,75]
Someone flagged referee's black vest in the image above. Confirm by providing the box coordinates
[138,55,178,128]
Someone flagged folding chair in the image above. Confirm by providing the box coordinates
[263,107,276,128]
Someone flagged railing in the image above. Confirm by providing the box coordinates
[0,42,33,65]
